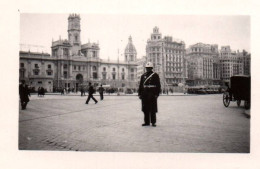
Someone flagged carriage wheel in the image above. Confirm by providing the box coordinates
[245,100,250,110]
[223,92,230,107]
[237,100,241,107]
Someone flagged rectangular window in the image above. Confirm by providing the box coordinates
[79,66,81,71]
[131,74,134,80]
[47,71,52,76]
[35,64,39,68]
[20,71,25,78]
[131,68,134,72]
[20,63,24,67]
[34,71,39,75]
[74,65,76,70]
[64,71,67,78]
[122,75,125,80]
[93,72,97,79]
[112,74,116,80]
[48,64,51,69]
[38,81,42,84]
[63,64,67,69]
[64,48,69,56]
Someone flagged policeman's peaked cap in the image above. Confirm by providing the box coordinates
[145,62,153,68]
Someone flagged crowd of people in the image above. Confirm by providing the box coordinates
[37,87,45,97]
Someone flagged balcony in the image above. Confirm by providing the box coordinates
[33,68,40,74]
[28,74,53,79]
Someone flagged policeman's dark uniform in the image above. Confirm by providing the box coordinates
[138,69,161,126]
[19,81,30,110]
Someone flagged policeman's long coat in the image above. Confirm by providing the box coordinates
[138,71,161,113]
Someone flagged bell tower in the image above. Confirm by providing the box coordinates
[68,14,81,56]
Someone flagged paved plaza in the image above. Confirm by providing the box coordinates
[19,94,250,153]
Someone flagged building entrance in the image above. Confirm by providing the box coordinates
[76,74,83,91]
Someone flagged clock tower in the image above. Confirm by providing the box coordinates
[68,14,81,56]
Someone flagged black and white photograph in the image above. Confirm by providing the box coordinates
[1,0,260,169]
[19,14,250,153]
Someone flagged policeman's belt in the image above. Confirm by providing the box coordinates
[144,85,156,88]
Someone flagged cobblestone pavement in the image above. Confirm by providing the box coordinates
[19,94,250,152]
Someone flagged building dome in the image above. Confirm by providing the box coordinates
[124,36,137,54]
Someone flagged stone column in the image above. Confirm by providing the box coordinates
[61,62,63,78]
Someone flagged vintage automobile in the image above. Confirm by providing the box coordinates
[223,75,251,109]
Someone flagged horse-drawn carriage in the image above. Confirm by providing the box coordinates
[223,75,251,109]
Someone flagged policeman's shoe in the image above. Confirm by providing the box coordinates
[142,124,150,126]
[85,102,88,104]
[152,124,156,127]
[95,101,98,104]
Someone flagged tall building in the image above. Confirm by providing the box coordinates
[19,14,138,92]
[136,56,147,84]
[238,50,251,76]
[186,43,220,86]
[146,27,187,89]
[219,46,246,81]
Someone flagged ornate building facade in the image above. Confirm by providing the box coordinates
[219,46,250,81]
[185,44,250,85]
[146,27,187,89]
[185,43,220,86]
[19,14,138,92]
[136,56,147,83]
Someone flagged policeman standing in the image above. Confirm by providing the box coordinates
[138,62,161,127]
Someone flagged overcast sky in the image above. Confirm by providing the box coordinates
[20,14,250,60]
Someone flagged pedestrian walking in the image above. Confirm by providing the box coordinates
[98,85,105,100]
[19,80,30,110]
[38,87,41,97]
[138,62,161,127]
[40,87,45,97]
[80,87,84,96]
[83,87,86,96]
[85,82,98,104]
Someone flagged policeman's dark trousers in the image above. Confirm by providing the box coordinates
[86,94,98,104]
[144,111,156,124]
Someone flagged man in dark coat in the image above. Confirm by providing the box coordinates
[85,82,98,104]
[80,87,84,96]
[98,85,105,100]
[138,62,161,127]
[19,80,30,110]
